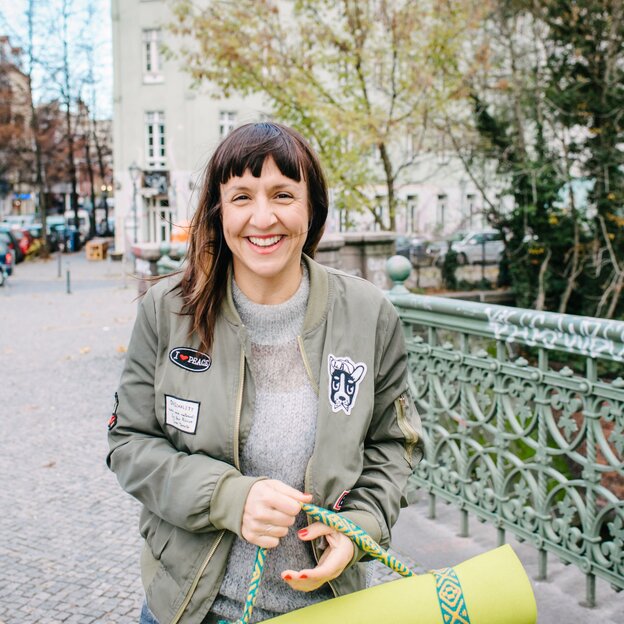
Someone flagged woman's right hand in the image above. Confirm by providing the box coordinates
[241,480,312,548]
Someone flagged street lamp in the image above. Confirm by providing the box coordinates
[128,161,141,246]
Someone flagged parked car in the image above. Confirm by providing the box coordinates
[408,237,431,266]
[0,225,24,263]
[434,229,505,266]
[10,227,34,256]
[2,214,35,228]
[0,238,15,278]
[427,231,467,266]
[394,234,432,266]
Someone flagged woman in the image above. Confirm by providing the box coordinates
[107,122,422,624]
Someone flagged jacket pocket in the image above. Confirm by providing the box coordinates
[394,393,420,468]
[141,511,175,561]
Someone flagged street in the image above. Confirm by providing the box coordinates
[1,252,623,623]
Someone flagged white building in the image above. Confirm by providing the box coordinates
[111,0,492,253]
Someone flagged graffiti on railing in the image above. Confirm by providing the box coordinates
[484,306,624,361]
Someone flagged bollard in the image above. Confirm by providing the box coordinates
[66,262,71,294]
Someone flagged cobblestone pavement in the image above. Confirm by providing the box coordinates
[1,253,142,624]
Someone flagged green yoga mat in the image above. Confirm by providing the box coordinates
[265,545,537,624]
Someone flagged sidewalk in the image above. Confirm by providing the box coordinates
[1,251,622,623]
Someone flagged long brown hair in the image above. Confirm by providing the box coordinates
[179,122,328,351]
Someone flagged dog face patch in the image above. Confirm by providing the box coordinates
[328,354,367,415]
[169,347,211,372]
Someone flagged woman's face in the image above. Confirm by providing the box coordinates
[220,156,309,304]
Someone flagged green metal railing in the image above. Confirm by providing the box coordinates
[386,259,624,608]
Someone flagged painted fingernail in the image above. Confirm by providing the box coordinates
[298,529,308,537]
[299,574,308,579]
[283,574,292,581]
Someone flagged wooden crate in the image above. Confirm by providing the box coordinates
[86,239,109,261]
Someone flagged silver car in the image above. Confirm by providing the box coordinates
[437,229,505,265]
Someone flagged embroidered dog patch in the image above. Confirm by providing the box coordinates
[328,355,367,415]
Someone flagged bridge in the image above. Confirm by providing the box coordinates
[386,256,624,614]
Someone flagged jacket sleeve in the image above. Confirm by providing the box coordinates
[340,299,423,555]
[106,287,261,536]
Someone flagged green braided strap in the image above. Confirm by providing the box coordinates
[300,503,415,578]
[218,545,268,624]
[432,567,472,624]
[218,503,416,624]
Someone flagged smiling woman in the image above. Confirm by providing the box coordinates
[220,157,310,304]
[107,122,422,624]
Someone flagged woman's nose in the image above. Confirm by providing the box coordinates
[250,196,277,229]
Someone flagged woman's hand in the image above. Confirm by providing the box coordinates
[281,522,355,592]
[241,480,312,548]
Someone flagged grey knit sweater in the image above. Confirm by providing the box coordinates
[211,267,332,623]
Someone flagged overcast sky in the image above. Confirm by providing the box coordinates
[0,0,113,118]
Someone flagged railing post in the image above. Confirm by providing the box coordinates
[536,347,549,581]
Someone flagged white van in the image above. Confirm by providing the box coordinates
[64,209,91,241]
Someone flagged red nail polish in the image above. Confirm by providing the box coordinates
[284,574,292,581]
[300,574,308,579]
[298,529,308,537]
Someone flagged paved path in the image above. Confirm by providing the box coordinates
[1,252,622,623]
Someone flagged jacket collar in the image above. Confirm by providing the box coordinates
[221,254,329,333]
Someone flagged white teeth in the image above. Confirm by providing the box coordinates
[248,235,282,247]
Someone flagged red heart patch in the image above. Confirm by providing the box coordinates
[180,354,189,361]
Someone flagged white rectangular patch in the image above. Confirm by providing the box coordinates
[165,395,200,434]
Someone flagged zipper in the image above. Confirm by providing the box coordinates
[297,336,319,396]
[395,394,419,467]
[170,347,246,623]
[233,346,246,470]
[170,531,225,624]
[303,460,338,598]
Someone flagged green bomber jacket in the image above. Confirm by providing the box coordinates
[107,255,422,624]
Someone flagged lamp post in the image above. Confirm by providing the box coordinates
[128,161,141,246]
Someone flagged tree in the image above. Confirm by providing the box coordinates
[169,0,486,230]
[449,0,624,317]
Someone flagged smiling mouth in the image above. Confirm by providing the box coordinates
[247,235,284,248]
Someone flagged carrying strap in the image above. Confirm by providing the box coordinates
[218,503,415,624]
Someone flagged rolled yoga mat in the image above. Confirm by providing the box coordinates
[265,544,537,624]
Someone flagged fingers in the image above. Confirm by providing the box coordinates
[282,528,355,592]
[241,480,312,548]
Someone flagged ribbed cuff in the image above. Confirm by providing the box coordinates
[209,469,267,537]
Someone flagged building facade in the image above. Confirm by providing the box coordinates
[112,0,494,253]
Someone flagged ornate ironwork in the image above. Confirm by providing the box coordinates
[387,268,624,608]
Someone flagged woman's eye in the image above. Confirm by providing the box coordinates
[276,192,292,200]
[232,194,249,202]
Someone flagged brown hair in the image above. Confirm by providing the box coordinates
[179,122,328,351]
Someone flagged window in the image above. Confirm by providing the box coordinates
[142,29,163,83]
[466,193,477,228]
[146,198,173,243]
[219,111,237,138]
[406,194,419,232]
[436,194,447,228]
[145,111,166,169]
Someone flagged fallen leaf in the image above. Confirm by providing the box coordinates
[42,460,56,469]
[80,346,91,355]
[116,345,127,353]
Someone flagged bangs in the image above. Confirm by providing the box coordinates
[215,122,305,184]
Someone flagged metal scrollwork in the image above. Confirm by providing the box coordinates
[389,291,624,606]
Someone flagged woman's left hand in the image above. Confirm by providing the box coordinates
[281,522,355,592]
